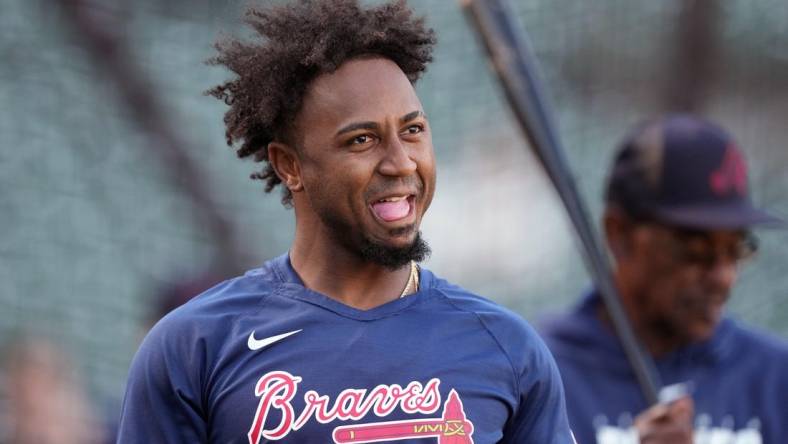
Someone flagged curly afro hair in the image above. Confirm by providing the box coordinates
[206,0,436,206]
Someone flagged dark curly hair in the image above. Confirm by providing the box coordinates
[206,0,436,206]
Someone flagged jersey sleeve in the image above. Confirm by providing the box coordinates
[500,322,576,444]
[116,314,209,443]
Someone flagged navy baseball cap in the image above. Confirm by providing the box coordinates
[605,114,784,230]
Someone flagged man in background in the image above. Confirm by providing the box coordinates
[117,1,574,442]
[1,336,107,444]
[541,114,788,444]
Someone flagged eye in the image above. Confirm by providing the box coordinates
[349,134,374,145]
[404,124,424,135]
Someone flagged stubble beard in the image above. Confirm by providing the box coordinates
[358,229,431,270]
[319,209,431,270]
[308,173,432,270]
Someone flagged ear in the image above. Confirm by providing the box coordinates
[604,206,633,262]
[267,142,303,193]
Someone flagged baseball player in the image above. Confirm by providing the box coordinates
[541,115,788,444]
[116,1,574,442]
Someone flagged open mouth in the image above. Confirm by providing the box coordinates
[370,194,415,223]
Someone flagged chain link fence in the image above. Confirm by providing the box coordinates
[2,0,787,424]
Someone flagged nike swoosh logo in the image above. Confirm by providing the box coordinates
[247,329,302,351]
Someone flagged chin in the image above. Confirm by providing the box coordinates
[378,224,418,245]
[687,321,719,343]
[357,231,431,270]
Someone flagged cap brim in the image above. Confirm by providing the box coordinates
[652,203,786,230]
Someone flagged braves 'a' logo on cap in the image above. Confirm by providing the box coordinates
[709,145,747,196]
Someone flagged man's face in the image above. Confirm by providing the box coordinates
[289,57,436,267]
[623,223,753,345]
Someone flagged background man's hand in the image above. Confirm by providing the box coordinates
[634,396,694,443]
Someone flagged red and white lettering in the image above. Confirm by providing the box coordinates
[247,371,302,444]
[248,371,443,441]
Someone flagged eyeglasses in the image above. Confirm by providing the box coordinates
[648,225,758,268]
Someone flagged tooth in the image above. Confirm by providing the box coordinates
[379,196,406,203]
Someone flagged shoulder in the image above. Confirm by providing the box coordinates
[156,272,272,333]
[429,273,533,335]
[136,261,283,365]
[123,260,288,416]
[536,293,609,357]
[422,275,574,441]
[712,319,788,398]
[426,272,557,375]
[722,319,788,362]
[538,310,581,342]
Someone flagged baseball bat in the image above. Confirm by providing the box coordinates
[459,0,662,405]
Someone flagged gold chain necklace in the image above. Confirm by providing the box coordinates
[399,261,420,298]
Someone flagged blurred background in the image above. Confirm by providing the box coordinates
[2,0,787,440]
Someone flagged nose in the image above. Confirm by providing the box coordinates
[377,135,417,177]
[705,257,738,292]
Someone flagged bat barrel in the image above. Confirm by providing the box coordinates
[460,0,661,405]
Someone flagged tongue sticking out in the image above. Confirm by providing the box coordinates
[372,199,410,222]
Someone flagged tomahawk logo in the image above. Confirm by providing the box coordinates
[246,371,475,444]
[332,390,473,443]
[709,145,747,196]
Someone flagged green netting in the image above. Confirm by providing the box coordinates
[1,0,786,414]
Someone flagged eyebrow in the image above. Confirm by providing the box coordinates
[401,110,424,123]
[335,110,425,136]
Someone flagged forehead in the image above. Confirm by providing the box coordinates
[298,57,423,128]
[652,225,744,241]
[638,224,747,259]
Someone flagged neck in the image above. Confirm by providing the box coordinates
[595,303,681,358]
[289,222,413,310]
[597,277,684,358]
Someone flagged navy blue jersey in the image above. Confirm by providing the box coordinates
[118,254,574,443]
[541,291,788,444]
